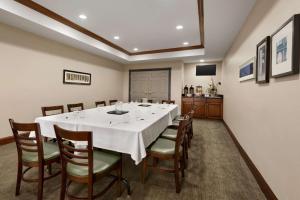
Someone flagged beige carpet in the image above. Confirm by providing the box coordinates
[0,119,266,200]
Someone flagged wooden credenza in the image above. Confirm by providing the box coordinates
[182,96,223,119]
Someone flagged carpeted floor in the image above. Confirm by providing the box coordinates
[0,119,266,200]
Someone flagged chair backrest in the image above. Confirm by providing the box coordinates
[54,125,93,179]
[162,100,175,104]
[95,101,106,107]
[41,105,64,116]
[67,103,84,112]
[175,115,189,156]
[109,100,118,105]
[9,119,44,163]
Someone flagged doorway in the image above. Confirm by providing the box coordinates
[129,68,171,103]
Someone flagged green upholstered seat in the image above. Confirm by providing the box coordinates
[150,138,176,155]
[22,142,60,162]
[161,128,178,140]
[67,150,121,177]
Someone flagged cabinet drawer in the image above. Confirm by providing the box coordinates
[206,98,222,103]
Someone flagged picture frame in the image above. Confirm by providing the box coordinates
[256,36,271,83]
[239,57,255,82]
[271,14,300,78]
[63,69,91,85]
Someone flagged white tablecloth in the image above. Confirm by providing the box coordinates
[35,103,178,164]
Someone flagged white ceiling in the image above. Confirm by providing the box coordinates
[0,0,256,63]
[33,0,201,52]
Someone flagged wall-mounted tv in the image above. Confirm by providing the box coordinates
[196,65,216,76]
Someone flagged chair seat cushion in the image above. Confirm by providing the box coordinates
[150,138,176,155]
[67,150,121,177]
[22,142,60,162]
[161,128,178,140]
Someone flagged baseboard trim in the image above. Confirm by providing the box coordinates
[0,135,14,145]
[222,120,278,200]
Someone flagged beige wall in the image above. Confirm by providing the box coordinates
[222,0,300,199]
[0,23,124,137]
[123,61,184,110]
[184,62,223,94]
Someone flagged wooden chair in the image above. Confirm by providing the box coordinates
[41,105,64,116]
[162,100,175,104]
[170,110,194,148]
[142,116,189,193]
[54,125,122,200]
[109,100,118,105]
[67,103,84,112]
[95,101,106,107]
[9,119,61,200]
[41,105,64,142]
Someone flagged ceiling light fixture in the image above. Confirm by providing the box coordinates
[79,14,87,19]
[114,36,120,40]
[133,48,139,51]
[200,59,205,63]
[176,25,183,30]
[183,42,189,46]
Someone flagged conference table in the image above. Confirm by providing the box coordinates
[35,102,179,165]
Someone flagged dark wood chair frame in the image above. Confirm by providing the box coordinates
[54,125,123,200]
[41,105,64,142]
[67,103,84,112]
[95,101,106,107]
[41,105,64,117]
[9,119,61,200]
[109,100,118,105]
[162,100,175,104]
[142,116,189,193]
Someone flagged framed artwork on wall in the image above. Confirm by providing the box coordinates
[256,36,271,83]
[239,57,255,82]
[271,14,300,78]
[63,69,91,85]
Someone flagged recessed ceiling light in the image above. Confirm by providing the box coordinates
[176,25,183,30]
[79,14,87,19]
[133,48,139,51]
[114,36,120,40]
[183,42,189,46]
[200,59,205,63]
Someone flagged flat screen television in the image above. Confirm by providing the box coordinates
[196,65,216,76]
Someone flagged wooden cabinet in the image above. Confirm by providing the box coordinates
[182,98,193,114]
[181,97,223,119]
[206,99,223,119]
[193,99,206,118]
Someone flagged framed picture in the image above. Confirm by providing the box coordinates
[256,36,270,83]
[239,57,255,82]
[271,14,300,78]
[63,69,91,85]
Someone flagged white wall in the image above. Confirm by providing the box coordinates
[123,61,184,110]
[184,62,222,94]
[0,23,124,137]
[222,0,300,199]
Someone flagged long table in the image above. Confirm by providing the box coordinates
[35,103,178,164]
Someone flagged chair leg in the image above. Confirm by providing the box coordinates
[88,182,93,200]
[142,157,147,184]
[174,160,181,193]
[47,164,52,175]
[37,165,44,200]
[60,170,67,200]
[181,154,185,178]
[117,160,123,197]
[15,161,22,196]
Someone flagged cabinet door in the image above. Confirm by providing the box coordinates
[193,101,206,118]
[206,103,223,119]
[182,101,193,115]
